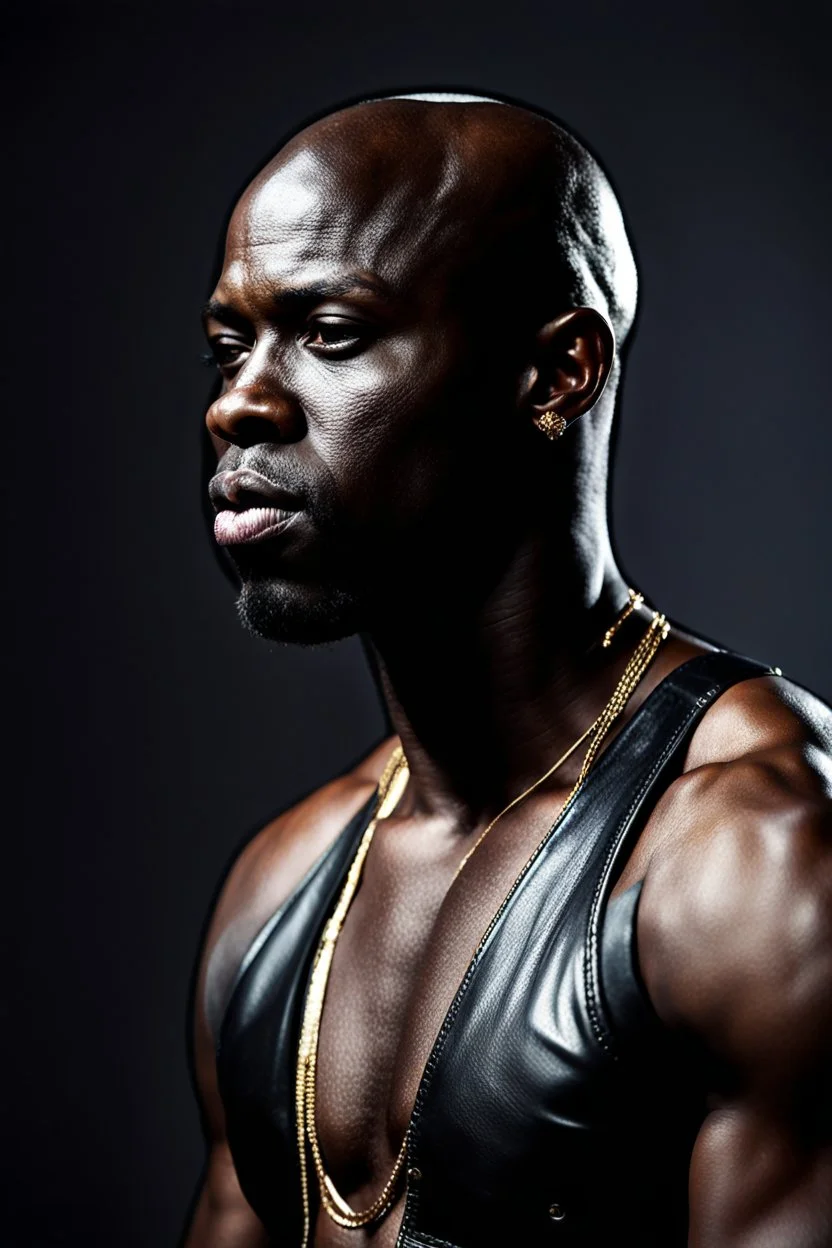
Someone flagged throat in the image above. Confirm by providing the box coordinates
[368,570,649,821]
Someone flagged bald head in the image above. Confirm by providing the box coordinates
[206,91,637,641]
[240,92,637,354]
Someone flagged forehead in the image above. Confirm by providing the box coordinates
[218,99,548,307]
[221,131,469,298]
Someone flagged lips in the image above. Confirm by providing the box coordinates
[209,467,303,547]
[214,505,299,545]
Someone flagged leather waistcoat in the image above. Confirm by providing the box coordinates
[217,652,772,1246]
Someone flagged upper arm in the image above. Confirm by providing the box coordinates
[638,729,832,1246]
[690,1103,832,1248]
[683,792,832,1248]
[183,853,282,1247]
[184,984,270,1246]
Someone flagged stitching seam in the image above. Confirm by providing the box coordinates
[584,660,769,1051]
[584,686,715,1052]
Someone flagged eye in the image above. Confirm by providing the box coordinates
[204,338,250,375]
[302,316,368,354]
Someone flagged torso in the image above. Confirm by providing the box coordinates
[202,634,832,1246]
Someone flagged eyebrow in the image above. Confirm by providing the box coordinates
[201,275,391,325]
[201,300,250,329]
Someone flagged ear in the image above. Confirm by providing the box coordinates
[519,308,615,437]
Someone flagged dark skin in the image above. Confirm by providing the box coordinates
[186,99,832,1247]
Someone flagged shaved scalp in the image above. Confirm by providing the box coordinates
[376,91,638,350]
[248,90,638,357]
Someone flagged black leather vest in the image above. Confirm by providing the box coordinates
[217,652,772,1246]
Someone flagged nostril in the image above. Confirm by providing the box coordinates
[207,405,282,449]
[206,388,303,447]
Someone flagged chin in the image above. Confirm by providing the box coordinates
[235,577,363,646]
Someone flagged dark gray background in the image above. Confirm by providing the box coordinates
[2,1,829,1244]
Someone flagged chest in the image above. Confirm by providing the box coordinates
[313,794,569,1203]
[217,653,759,1246]
[302,777,671,1248]
[221,802,686,1248]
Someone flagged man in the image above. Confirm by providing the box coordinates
[186,92,832,1247]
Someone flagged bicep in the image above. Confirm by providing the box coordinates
[184,959,269,1247]
[689,1103,832,1247]
[637,760,832,1244]
[185,1141,270,1248]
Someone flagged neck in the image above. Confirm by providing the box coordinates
[367,522,635,827]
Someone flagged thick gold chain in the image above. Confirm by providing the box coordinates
[296,592,669,1243]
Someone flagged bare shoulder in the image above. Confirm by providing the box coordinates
[637,671,832,1073]
[199,735,397,1043]
[685,669,832,769]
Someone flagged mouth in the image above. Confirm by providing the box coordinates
[213,505,300,546]
[209,468,304,547]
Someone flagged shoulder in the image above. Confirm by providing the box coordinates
[685,667,832,770]
[198,735,398,1043]
[638,670,832,1078]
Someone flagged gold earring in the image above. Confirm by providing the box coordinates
[533,410,566,441]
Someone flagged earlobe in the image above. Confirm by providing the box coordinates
[532,410,567,441]
[525,308,616,439]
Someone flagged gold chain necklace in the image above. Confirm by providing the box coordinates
[296,591,669,1243]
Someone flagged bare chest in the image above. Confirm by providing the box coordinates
[310,793,574,1240]
[308,765,685,1247]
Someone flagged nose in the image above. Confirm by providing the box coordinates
[205,382,304,447]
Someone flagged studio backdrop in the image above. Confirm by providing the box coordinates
[2,2,829,1245]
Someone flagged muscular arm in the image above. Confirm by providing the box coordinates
[185,993,270,1248]
[639,697,832,1247]
[183,740,394,1247]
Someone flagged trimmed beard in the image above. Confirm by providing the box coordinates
[235,576,363,646]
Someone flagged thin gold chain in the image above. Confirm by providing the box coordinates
[603,590,643,647]
[452,713,600,878]
[296,748,409,1243]
[455,598,667,878]
[296,591,669,1242]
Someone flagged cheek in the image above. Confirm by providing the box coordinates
[297,334,472,525]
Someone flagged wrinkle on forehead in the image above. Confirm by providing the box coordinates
[230,106,521,288]
[225,98,637,340]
